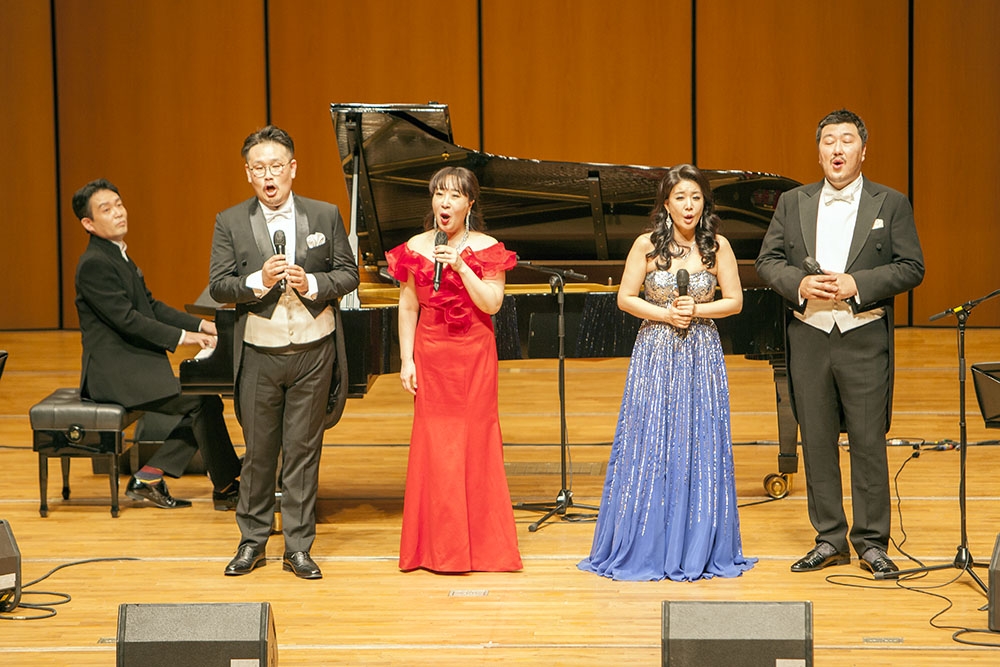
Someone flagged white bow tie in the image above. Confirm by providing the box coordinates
[265,210,291,223]
[824,190,855,205]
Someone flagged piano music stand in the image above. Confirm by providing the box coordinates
[878,288,1000,594]
[513,261,599,531]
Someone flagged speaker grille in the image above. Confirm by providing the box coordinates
[117,602,276,667]
[662,600,812,667]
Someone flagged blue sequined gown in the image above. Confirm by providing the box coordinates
[578,269,756,581]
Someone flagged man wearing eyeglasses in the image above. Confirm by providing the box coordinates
[209,125,359,579]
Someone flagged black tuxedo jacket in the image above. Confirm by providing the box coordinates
[76,235,203,408]
[755,177,925,426]
[208,194,360,428]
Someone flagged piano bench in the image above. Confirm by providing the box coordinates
[29,388,142,518]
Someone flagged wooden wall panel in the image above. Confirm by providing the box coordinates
[913,0,1000,327]
[268,0,480,221]
[54,0,267,328]
[696,0,909,187]
[5,1,998,333]
[481,0,692,167]
[697,0,912,322]
[1,1,58,329]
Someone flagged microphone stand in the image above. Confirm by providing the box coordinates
[513,261,599,531]
[879,288,1000,594]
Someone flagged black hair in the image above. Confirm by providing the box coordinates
[422,166,485,232]
[72,178,120,220]
[816,108,868,144]
[647,164,719,270]
[241,125,295,160]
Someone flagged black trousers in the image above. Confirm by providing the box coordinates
[787,317,891,557]
[134,393,242,491]
[236,337,335,554]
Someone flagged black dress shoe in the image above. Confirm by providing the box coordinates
[790,545,851,572]
[225,544,266,576]
[860,548,899,577]
[125,476,192,509]
[213,481,239,511]
[283,551,322,579]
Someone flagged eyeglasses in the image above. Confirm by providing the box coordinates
[247,162,288,178]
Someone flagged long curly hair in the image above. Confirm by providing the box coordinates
[647,164,719,270]
[422,166,485,232]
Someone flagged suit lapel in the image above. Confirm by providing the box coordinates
[846,178,885,269]
[293,195,308,265]
[797,183,823,257]
[249,200,273,261]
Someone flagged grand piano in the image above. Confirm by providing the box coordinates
[181,102,801,498]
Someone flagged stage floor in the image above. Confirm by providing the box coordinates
[1,327,999,665]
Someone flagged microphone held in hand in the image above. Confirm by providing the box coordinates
[273,229,286,292]
[803,256,824,275]
[676,268,689,296]
[432,230,447,291]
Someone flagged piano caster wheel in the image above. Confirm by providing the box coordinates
[763,473,791,499]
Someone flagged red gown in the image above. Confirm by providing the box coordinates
[386,242,522,572]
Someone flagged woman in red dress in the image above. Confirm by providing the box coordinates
[385,166,522,573]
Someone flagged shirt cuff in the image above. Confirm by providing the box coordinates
[246,269,270,297]
[303,274,319,300]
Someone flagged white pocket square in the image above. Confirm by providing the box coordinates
[306,232,327,248]
[872,219,884,229]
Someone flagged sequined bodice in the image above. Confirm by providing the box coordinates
[644,270,717,307]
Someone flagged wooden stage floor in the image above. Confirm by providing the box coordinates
[1,327,999,665]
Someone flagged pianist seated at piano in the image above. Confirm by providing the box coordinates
[578,164,756,581]
[72,179,242,511]
[385,166,522,573]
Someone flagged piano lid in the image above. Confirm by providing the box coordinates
[331,103,799,284]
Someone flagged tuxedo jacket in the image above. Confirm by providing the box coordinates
[208,194,360,429]
[76,234,203,408]
[755,177,925,426]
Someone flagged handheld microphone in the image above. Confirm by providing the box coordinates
[676,268,690,296]
[273,229,286,292]
[432,230,447,291]
[803,256,824,275]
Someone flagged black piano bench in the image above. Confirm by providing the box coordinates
[29,388,142,517]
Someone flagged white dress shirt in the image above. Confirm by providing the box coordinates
[797,175,884,333]
[243,195,336,348]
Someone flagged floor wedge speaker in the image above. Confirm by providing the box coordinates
[662,600,812,667]
[0,520,20,613]
[990,533,1000,632]
[117,602,276,667]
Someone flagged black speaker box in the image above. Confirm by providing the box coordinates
[662,600,812,666]
[0,519,21,613]
[990,532,1000,632]
[117,602,277,667]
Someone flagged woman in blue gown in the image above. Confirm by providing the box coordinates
[579,164,756,582]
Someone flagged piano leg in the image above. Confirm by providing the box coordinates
[272,451,282,535]
[764,359,799,499]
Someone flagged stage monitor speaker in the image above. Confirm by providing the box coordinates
[990,532,1000,632]
[0,519,21,613]
[117,602,276,667]
[971,362,1000,428]
[662,600,812,667]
